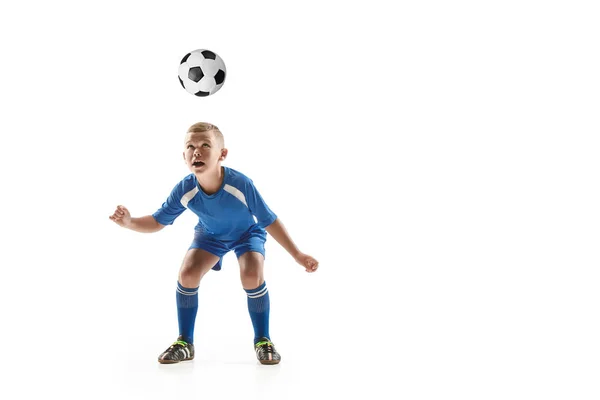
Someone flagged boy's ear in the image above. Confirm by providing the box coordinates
[220,148,228,160]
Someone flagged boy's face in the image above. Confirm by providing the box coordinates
[183,130,227,173]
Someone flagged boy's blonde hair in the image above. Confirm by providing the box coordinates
[187,122,224,148]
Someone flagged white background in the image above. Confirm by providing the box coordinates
[1,1,599,399]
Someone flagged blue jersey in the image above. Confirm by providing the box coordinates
[152,166,277,240]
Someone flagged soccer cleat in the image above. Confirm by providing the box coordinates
[254,337,281,365]
[158,336,195,364]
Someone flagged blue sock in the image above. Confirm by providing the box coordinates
[176,282,199,344]
[244,281,270,343]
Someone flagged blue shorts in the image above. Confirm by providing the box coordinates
[189,227,267,271]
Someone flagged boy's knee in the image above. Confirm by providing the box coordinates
[239,260,264,289]
[239,251,264,267]
[240,266,261,280]
[179,261,212,285]
[179,265,194,280]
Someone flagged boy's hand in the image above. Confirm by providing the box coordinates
[295,252,319,273]
[109,205,132,228]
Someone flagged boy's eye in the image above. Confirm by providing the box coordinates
[202,143,210,148]
[187,145,194,149]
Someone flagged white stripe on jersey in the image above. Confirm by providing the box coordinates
[181,186,200,208]
[224,184,248,207]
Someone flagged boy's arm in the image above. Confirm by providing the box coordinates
[265,218,319,273]
[265,218,300,259]
[126,215,165,233]
[109,205,165,233]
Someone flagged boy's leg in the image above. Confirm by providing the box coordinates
[238,250,281,365]
[177,248,221,343]
[239,251,269,342]
[158,248,220,364]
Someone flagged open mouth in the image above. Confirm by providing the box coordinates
[192,161,205,167]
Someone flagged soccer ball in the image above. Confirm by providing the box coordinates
[178,49,227,97]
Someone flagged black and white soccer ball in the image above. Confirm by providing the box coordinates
[178,49,226,97]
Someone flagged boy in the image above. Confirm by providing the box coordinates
[109,122,319,365]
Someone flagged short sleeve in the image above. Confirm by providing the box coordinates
[245,179,277,228]
[152,181,187,226]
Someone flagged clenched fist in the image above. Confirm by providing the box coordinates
[295,252,319,273]
[109,205,132,228]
